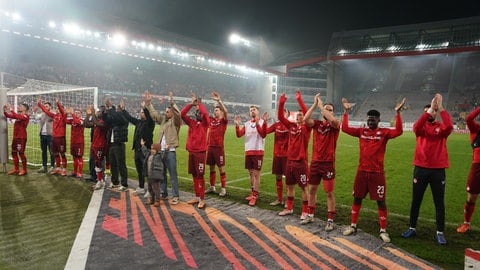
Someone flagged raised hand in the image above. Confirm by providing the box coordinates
[234,115,241,126]
[262,111,269,122]
[211,91,220,101]
[144,91,152,105]
[342,98,352,111]
[395,98,406,112]
[119,98,125,110]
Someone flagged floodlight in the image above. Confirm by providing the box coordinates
[229,33,241,44]
[11,12,21,21]
[148,43,154,50]
[170,48,177,55]
[48,21,56,29]
[111,33,126,47]
[156,46,162,51]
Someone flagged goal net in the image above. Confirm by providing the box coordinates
[4,74,98,168]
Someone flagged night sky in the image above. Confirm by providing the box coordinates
[4,0,480,57]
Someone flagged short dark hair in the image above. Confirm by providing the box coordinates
[44,102,52,107]
[367,109,380,118]
[21,103,29,111]
[424,104,431,109]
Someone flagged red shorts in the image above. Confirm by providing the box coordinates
[353,171,386,201]
[91,146,106,163]
[206,146,225,167]
[285,160,308,188]
[188,152,206,176]
[12,138,27,154]
[245,155,263,170]
[466,163,480,194]
[309,161,335,183]
[52,137,66,154]
[70,143,84,157]
[272,156,287,175]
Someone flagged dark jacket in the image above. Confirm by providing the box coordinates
[104,107,129,144]
[122,107,155,150]
[141,146,165,180]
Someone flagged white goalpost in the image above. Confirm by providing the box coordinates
[3,73,98,167]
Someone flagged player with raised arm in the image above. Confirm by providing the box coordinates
[206,91,229,197]
[265,106,290,206]
[341,97,405,243]
[84,105,109,189]
[3,103,30,175]
[457,106,480,233]
[302,93,340,230]
[38,97,67,176]
[277,91,312,220]
[181,94,210,209]
[65,107,85,178]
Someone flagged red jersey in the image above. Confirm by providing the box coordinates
[311,119,340,162]
[278,98,311,161]
[4,110,29,139]
[181,103,210,153]
[38,101,66,138]
[467,107,480,164]
[266,121,289,157]
[66,114,85,145]
[91,118,108,148]
[342,113,403,173]
[208,116,228,147]
[413,110,453,169]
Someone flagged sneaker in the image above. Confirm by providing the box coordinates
[60,169,67,176]
[144,191,152,198]
[104,169,111,175]
[153,201,160,207]
[94,181,104,190]
[50,168,61,175]
[18,170,27,176]
[132,188,145,196]
[436,232,447,245]
[401,228,416,238]
[68,172,77,177]
[278,209,293,216]
[343,225,357,236]
[160,194,169,200]
[170,197,179,205]
[269,200,283,206]
[117,186,128,192]
[76,173,83,178]
[205,186,216,194]
[198,200,206,209]
[37,167,46,173]
[248,196,257,206]
[325,221,335,232]
[219,188,227,197]
[187,198,199,205]
[245,194,253,201]
[300,212,308,220]
[109,183,119,189]
[380,232,391,243]
[146,198,154,205]
[457,223,470,233]
[300,214,314,225]
[7,169,19,175]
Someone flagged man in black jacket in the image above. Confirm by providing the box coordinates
[122,100,155,195]
[104,99,130,191]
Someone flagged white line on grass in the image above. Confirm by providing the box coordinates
[64,188,104,270]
